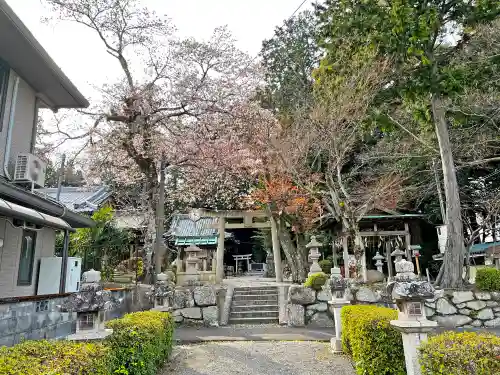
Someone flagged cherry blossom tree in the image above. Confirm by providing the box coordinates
[43,0,262,277]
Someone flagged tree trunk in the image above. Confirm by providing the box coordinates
[276,216,307,283]
[432,94,465,289]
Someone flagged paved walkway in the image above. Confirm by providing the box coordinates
[174,326,335,343]
[162,341,355,375]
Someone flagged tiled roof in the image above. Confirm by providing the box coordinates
[35,186,111,213]
[168,214,232,246]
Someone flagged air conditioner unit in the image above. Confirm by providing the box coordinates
[14,153,46,187]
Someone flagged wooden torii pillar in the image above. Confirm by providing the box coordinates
[200,210,282,283]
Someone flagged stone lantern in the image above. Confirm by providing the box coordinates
[152,272,175,311]
[306,236,323,276]
[185,245,202,273]
[372,251,385,273]
[327,267,349,353]
[387,258,437,375]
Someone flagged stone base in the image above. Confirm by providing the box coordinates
[66,329,113,342]
[330,337,343,353]
[176,272,201,286]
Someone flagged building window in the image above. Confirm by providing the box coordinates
[0,59,9,131]
[17,230,37,286]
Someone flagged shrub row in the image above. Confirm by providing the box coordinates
[475,267,500,291]
[0,311,174,375]
[341,305,406,375]
[303,272,328,291]
[419,331,500,375]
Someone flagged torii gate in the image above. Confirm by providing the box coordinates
[192,209,282,283]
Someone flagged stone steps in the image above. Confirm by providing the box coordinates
[231,304,279,312]
[232,294,279,302]
[229,286,279,325]
[232,299,279,306]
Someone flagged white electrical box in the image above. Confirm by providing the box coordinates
[37,257,82,295]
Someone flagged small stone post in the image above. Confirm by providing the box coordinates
[327,267,348,353]
[373,251,385,274]
[306,236,323,276]
[387,258,437,375]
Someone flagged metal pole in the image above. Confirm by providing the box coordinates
[59,230,70,294]
[56,154,66,201]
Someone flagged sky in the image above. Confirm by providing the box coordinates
[6,0,314,101]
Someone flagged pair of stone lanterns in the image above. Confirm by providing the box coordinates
[327,249,437,375]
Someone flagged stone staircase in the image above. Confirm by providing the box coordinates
[229,286,279,324]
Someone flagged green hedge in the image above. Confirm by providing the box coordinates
[106,311,174,375]
[475,267,500,291]
[341,305,405,375]
[0,340,112,375]
[419,331,500,375]
[318,259,333,274]
[0,311,174,375]
[304,272,328,291]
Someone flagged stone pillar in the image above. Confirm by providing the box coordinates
[328,267,348,353]
[387,258,437,375]
[270,216,283,282]
[216,217,225,283]
[306,236,323,276]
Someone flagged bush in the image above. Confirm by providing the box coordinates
[475,267,500,291]
[304,272,328,291]
[106,311,174,375]
[0,311,174,375]
[419,331,500,375]
[341,305,405,375]
[319,259,333,274]
[0,340,112,375]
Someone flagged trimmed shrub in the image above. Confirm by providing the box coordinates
[341,305,405,375]
[319,259,333,274]
[304,272,328,291]
[0,340,112,375]
[106,310,174,375]
[475,267,500,291]
[419,331,500,375]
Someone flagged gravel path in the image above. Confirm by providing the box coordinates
[161,341,355,375]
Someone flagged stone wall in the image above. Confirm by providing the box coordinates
[425,290,500,328]
[285,285,335,327]
[0,296,76,347]
[167,285,222,327]
[344,283,396,308]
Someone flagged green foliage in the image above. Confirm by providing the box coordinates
[419,331,500,375]
[67,205,132,274]
[0,340,112,375]
[106,311,174,375]
[259,10,320,116]
[341,305,405,375]
[304,272,328,291]
[0,312,174,375]
[318,259,333,274]
[475,267,500,291]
